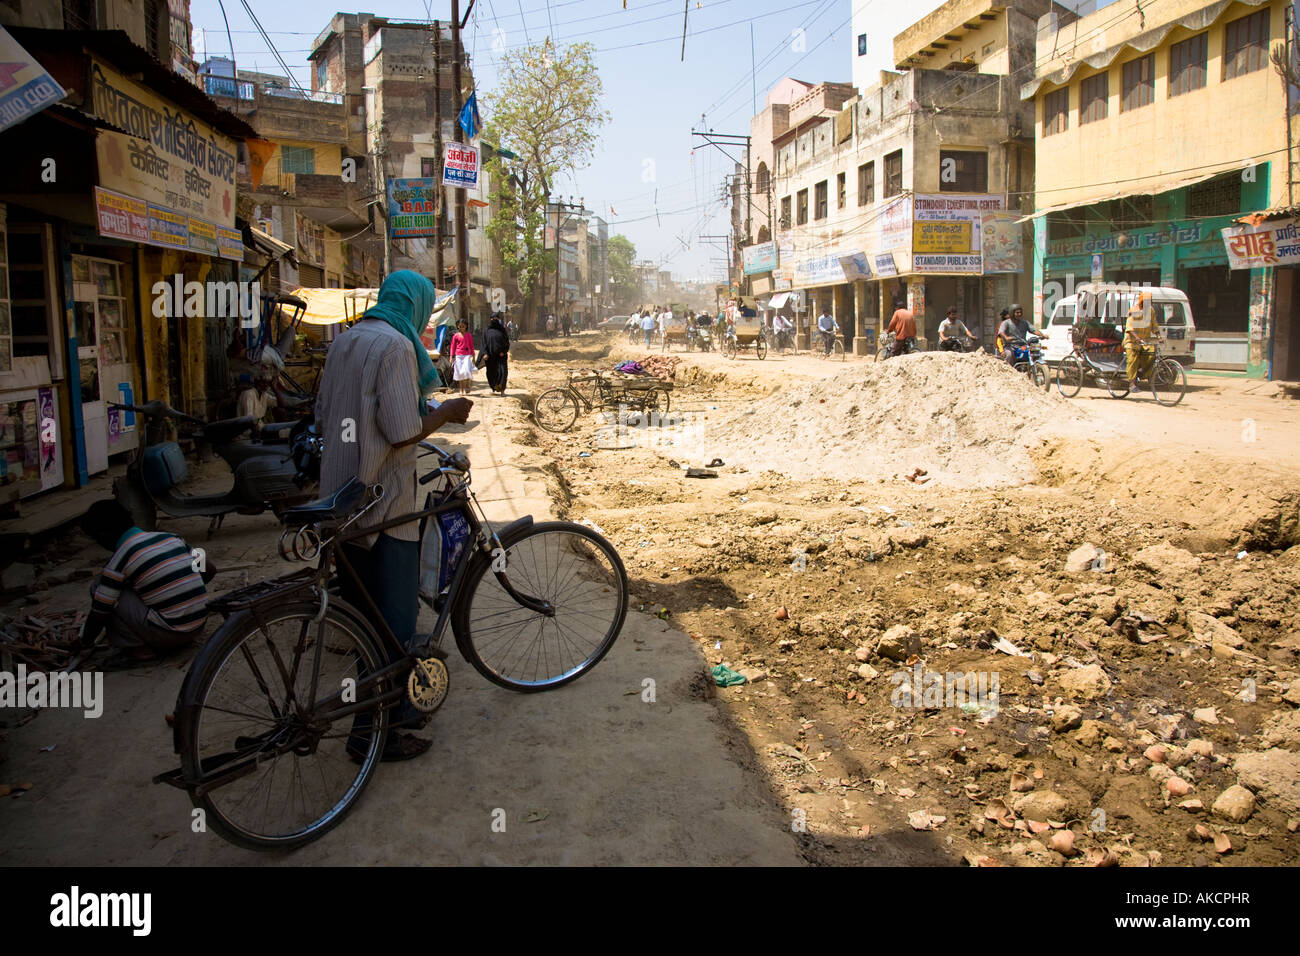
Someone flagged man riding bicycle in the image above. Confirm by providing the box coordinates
[1125,293,1163,383]
[817,306,840,355]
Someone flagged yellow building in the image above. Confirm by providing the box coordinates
[1022,0,1292,375]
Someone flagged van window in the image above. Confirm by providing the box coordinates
[1052,303,1075,325]
[1158,302,1187,327]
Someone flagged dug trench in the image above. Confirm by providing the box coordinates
[517,334,1300,866]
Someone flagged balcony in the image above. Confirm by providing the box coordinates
[204,76,348,144]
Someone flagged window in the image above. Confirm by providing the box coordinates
[781,195,792,227]
[858,161,874,206]
[814,181,828,219]
[1223,10,1269,80]
[858,33,867,56]
[796,188,808,225]
[280,145,315,175]
[837,172,846,209]
[1047,212,1085,240]
[884,150,903,197]
[420,156,438,177]
[1043,87,1068,136]
[1079,72,1108,124]
[317,59,328,91]
[756,163,770,195]
[1187,174,1242,217]
[939,150,987,192]
[1109,194,1154,225]
[1121,54,1153,111]
[1169,33,1207,96]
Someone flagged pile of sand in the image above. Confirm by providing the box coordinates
[680,352,1083,486]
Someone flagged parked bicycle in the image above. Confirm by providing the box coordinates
[533,368,672,433]
[154,441,629,849]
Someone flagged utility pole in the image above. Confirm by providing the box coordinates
[451,0,471,304]
[692,129,755,295]
[433,20,446,284]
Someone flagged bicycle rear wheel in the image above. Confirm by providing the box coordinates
[1056,356,1084,397]
[1105,371,1131,399]
[1150,357,1186,406]
[177,599,389,849]
[534,388,579,432]
[453,521,629,692]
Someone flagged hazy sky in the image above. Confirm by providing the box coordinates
[189,0,867,282]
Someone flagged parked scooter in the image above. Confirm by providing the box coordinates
[110,400,320,537]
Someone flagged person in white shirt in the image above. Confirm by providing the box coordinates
[938,308,977,352]
[640,310,656,347]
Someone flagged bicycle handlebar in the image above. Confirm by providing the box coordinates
[108,400,205,427]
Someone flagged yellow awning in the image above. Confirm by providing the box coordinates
[290,286,458,326]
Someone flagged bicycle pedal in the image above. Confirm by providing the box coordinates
[408,656,450,713]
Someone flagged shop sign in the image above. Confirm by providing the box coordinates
[94,186,242,260]
[89,59,237,229]
[0,26,67,133]
[1046,220,1204,259]
[793,251,870,285]
[742,241,777,275]
[1221,216,1300,270]
[911,194,1001,274]
[386,177,439,239]
[442,142,478,189]
[874,253,898,277]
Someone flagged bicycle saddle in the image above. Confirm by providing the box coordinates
[280,476,369,527]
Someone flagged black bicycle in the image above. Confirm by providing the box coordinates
[155,441,628,849]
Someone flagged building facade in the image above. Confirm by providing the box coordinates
[1023,0,1292,375]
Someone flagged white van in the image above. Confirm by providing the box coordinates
[1041,284,1196,367]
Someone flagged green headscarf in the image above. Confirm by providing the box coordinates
[363,270,440,399]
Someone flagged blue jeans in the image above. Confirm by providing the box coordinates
[341,533,421,743]
[643,328,652,347]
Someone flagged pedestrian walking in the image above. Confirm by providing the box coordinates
[640,309,655,348]
[450,318,476,395]
[481,311,511,393]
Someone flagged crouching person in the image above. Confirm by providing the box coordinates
[79,500,213,660]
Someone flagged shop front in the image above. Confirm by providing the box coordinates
[1033,172,1273,374]
[0,28,255,496]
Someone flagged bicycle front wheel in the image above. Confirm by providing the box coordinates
[1056,356,1084,397]
[832,339,845,361]
[177,599,390,849]
[453,522,629,692]
[756,335,767,360]
[1150,357,1186,406]
[534,387,579,432]
[724,337,737,360]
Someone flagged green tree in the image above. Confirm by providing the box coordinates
[607,234,637,310]
[482,39,608,328]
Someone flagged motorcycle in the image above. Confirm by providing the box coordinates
[110,400,320,537]
[689,321,713,352]
[1006,334,1049,389]
[877,331,920,361]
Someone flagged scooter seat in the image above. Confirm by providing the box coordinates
[203,416,257,446]
[259,420,294,441]
[279,476,368,527]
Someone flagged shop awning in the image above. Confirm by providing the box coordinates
[1017,169,1226,223]
[249,226,296,263]
[291,285,458,326]
[768,292,791,309]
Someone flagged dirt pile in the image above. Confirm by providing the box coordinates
[677,352,1082,485]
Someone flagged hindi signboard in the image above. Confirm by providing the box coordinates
[1221,217,1300,269]
[442,142,479,189]
[88,59,237,229]
[93,186,242,260]
[386,178,439,239]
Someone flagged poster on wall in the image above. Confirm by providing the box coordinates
[442,142,479,189]
[742,241,777,275]
[295,211,325,266]
[981,211,1023,273]
[879,195,912,271]
[38,387,60,490]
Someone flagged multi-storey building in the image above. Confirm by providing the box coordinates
[746,0,1061,352]
[1023,0,1294,377]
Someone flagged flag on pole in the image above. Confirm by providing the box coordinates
[458,92,482,140]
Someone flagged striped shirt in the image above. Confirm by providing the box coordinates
[91,529,208,632]
[316,320,433,548]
